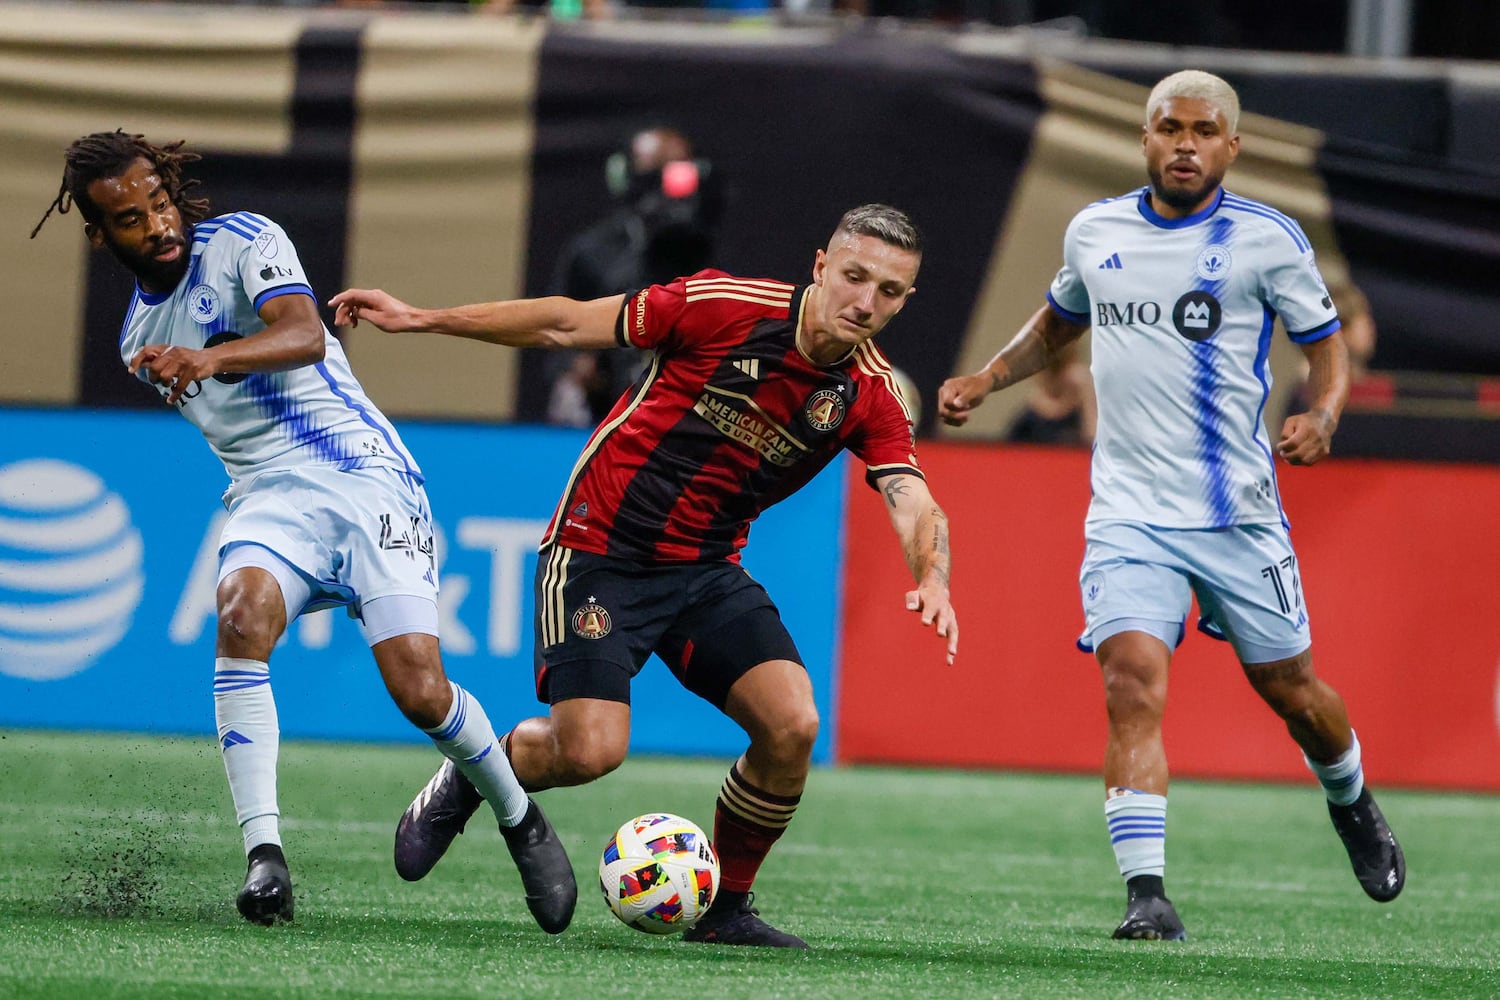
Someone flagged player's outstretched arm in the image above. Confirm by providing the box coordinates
[129,293,326,405]
[1278,330,1350,466]
[878,472,958,665]
[328,287,625,351]
[937,305,1088,427]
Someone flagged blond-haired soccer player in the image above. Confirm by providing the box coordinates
[940,71,1403,940]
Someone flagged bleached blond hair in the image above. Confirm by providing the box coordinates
[1145,70,1240,135]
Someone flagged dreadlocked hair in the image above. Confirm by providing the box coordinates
[30,129,210,240]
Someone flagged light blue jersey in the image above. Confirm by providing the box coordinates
[1048,187,1339,529]
[118,212,421,496]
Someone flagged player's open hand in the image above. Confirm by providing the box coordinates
[906,583,958,665]
[937,373,992,427]
[129,344,209,405]
[1277,409,1335,466]
[328,288,419,333]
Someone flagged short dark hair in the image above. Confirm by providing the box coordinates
[834,204,922,255]
[31,129,211,239]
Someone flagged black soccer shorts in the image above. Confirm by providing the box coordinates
[532,545,804,710]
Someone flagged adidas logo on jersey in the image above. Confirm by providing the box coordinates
[732,358,760,380]
[1098,253,1124,270]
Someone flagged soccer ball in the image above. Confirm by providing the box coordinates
[599,812,720,934]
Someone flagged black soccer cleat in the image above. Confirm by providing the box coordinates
[1113,894,1187,942]
[1328,788,1405,902]
[394,759,484,882]
[236,843,294,926]
[499,798,578,934]
[682,892,809,948]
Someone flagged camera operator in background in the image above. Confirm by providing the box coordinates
[544,126,724,425]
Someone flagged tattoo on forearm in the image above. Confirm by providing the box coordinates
[883,476,911,509]
[930,508,949,553]
[926,507,951,587]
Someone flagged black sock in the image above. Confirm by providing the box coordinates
[1127,874,1165,901]
[710,888,748,915]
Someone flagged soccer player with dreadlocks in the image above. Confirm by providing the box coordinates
[34,130,577,931]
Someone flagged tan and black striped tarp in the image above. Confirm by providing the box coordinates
[4,2,1495,447]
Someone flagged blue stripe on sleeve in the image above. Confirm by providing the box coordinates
[253,284,316,312]
[227,212,269,236]
[1046,290,1090,325]
[221,219,257,241]
[1222,195,1311,252]
[1287,317,1341,343]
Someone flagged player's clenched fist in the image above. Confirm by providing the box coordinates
[937,373,993,427]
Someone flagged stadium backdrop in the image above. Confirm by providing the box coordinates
[1,3,1496,789]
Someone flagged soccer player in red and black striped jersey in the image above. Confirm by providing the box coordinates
[331,205,958,947]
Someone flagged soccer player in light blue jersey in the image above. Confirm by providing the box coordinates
[939,71,1404,940]
[32,131,576,932]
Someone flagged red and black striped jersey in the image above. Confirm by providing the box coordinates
[540,270,923,563]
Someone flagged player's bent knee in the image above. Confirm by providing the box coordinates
[388,674,452,730]
[215,592,283,654]
[554,738,626,785]
[757,707,819,765]
[1100,667,1165,720]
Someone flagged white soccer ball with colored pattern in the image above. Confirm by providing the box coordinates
[599,812,720,934]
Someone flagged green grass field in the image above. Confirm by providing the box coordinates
[1,729,1496,999]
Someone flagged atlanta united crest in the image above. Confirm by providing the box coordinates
[571,598,612,640]
[805,388,846,432]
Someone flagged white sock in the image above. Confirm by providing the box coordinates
[213,657,281,855]
[1105,790,1167,880]
[1305,731,1365,806]
[424,683,529,827]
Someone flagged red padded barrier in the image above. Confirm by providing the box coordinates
[836,443,1500,791]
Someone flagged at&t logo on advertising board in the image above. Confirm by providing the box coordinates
[0,459,144,680]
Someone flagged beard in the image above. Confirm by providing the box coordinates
[105,224,192,293]
[1148,165,1223,213]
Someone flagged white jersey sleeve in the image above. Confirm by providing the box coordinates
[1049,187,1340,530]
[1259,244,1340,341]
[1047,213,1091,323]
[117,212,422,492]
[1048,192,1138,324]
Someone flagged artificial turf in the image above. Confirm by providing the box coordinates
[1,729,1495,999]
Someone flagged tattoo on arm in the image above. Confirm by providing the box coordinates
[924,506,951,587]
[883,476,912,509]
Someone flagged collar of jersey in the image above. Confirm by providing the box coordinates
[793,286,857,369]
[1135,185,1225,230]
[135,282,174,306]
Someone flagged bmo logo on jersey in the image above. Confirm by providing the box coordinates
[1094,301,1163,327]
[1172,291,1223,342]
